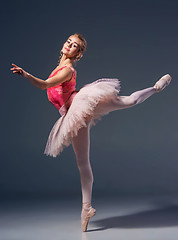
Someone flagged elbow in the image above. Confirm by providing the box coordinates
[40,82,48,90]
[40,86,47,90]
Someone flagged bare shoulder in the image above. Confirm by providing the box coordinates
[56,66,73,78]
[65,65,76,72]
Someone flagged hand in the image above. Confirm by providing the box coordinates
[10,63,28,78]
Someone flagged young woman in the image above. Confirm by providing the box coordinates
[11,33,171,232]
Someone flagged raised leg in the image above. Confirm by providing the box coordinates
[109,87,156,111]
[107,74,172,111]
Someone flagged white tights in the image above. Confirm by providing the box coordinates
[72,86,156,203]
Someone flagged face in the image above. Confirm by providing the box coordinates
[62,35,81,60]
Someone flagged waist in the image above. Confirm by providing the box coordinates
[59,90,78,116]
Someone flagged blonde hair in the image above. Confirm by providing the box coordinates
[58,33,87,64]
[73,33,87,61]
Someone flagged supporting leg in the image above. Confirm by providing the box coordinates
[72,124,93,204]
[72,124,96,232]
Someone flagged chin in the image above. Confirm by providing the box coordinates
[62,49,68,55]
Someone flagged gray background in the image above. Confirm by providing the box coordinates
[1,0,178,200]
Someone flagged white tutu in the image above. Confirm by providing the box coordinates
[44,78,120,157]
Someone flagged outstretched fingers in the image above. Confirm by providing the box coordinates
[10,63,23,74]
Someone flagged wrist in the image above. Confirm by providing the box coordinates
[24,71,30,78]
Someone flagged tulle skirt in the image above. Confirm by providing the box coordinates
[44,78,120,157]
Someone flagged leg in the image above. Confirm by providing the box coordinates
[109,87,156,111]
[72,124,93,203]
[72,124,96,232]
[107,74,172,112]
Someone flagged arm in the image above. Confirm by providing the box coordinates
[10,64,73,90]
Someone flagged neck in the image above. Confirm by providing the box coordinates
[59,54,73,67]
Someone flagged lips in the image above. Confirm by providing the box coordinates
[65,47,70,51]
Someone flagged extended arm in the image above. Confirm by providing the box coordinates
[10,64,73,90]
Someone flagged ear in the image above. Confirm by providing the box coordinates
[75,51,83,61]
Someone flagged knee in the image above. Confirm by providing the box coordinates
[88,172,94,184]
[77,161,86,171]
[77,162,94,182]
[129,95,138,105]
[78,161,91,175]
[76,156,88,169]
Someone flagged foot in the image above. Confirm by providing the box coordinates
[153,74,172,92]
[81,203,96,232]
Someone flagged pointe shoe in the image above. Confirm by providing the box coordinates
[153,74,172,92]
[81,203,96,232]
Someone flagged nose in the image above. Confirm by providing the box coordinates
[67,42,72,48]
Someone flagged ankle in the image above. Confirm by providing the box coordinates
[153,85,158,92]
[82,202,92,211]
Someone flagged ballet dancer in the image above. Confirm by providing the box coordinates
[10,33,171,232]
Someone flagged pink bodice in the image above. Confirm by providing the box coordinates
[47,66,77,112]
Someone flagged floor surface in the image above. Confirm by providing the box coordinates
[1,195,178,240]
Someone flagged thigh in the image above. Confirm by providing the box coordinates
[98,96,136,113]
[112,96,136,109]
[72,124,91,163]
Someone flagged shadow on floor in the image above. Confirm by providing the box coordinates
[89,205,178,232]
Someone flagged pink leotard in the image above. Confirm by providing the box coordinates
[47,66,77,115]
